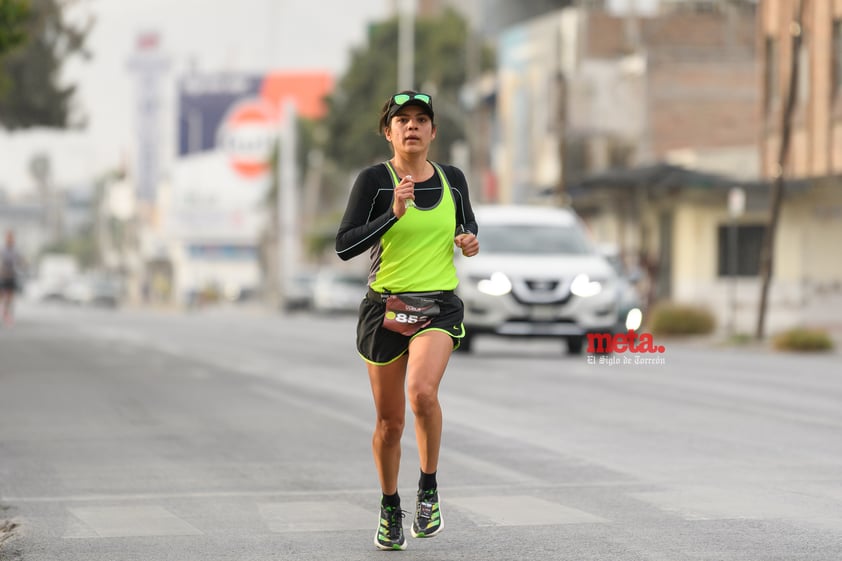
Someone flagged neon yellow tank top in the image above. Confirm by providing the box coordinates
[370,162,459,293]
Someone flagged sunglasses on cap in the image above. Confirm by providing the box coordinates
[386,92,434,122]
[392,92,432,106]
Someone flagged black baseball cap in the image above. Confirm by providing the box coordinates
[384,91,434,123]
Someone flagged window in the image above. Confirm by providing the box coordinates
[717,224,767,277]
[481,224,594,256]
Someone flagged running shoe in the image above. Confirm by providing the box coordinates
[410,488,443,538]
[375,504,407,550]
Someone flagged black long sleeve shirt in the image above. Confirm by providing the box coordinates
[335,162,478,261]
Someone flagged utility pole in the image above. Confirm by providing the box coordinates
[277,99,299,313]
[555,71,568,201]
[28,153,58,243]
[756,0,805,340]
[265,140,281,309]
[398,0,415,91]
[554,5,568,202]
[728,187,745,335]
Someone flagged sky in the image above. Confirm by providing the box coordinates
[0,0,390,196]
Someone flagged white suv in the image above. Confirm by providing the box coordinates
[456,205,621,354]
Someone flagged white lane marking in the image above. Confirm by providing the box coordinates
[631,485,842,528]
[259,501,373,532]
[65,506,203,538]
[630,487,741,521]
[4,480,633,504]
[51,494,616,539]
[447,495,607,526]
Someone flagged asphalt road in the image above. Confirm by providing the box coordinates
[1,302,841,561]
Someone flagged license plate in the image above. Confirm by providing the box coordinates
[530,305,557,321]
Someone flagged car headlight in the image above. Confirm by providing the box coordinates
[476,272,513,296]
[570,273,602,297]
[625,307,643,331]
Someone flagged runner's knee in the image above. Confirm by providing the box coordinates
[375,416,405,445]
[407,384,439,417]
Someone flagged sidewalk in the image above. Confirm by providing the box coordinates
[654,326,841,356]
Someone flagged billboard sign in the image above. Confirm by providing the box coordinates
[177,71,332,178]
[171,71,332,242]
[217,98,279,178]
[127,31,169,203]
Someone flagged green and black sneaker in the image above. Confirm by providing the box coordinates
[375,504,407,550]
[410,488,443,538]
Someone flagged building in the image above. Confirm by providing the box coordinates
[565,0,842,335]
[750,0,842,332]
[492,1,759,205]
[760,0,842,178]
[487,1,842,335]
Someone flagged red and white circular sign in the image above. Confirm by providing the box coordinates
[217,99,279,178]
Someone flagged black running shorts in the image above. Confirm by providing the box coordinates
[356,289,465,365]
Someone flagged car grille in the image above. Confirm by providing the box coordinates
[525,280,559,291]
[511,278,572,305]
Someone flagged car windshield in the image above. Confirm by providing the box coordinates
[480,224,593,255]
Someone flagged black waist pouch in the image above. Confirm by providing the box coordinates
[381,293,441,336]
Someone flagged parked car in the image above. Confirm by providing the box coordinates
[284,270,316,311]
[600,244,645,333]
[455,205,622,354]
[311,269,368,314]
[62,273,123,307]
[27,253,79,301]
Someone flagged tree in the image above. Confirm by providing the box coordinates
[0,0,94,129]
[0,0,28,57]
[321,8,494,172]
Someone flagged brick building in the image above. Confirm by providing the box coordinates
[492,2,760,205]
[580,4,760,178]
[565,0,842,335]
[493,1,842,334]
[760,0,842,178]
